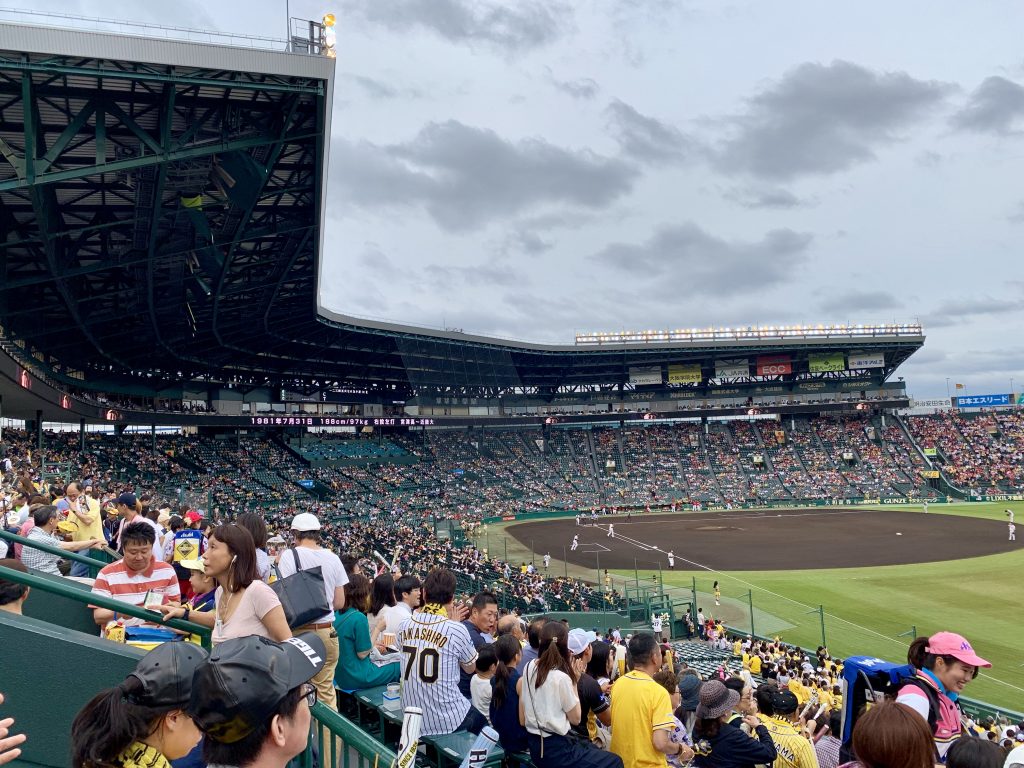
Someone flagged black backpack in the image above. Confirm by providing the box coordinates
[894,676,943,733]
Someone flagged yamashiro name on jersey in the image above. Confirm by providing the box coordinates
[396,611,478,736]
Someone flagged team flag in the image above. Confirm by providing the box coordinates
[955,383,965,389]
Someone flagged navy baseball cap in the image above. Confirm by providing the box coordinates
[115,492,137,507]
[771,689,800,714]
[189,633,326,744]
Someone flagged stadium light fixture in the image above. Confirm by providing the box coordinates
[321,12,337,58]
[574,322,923,345]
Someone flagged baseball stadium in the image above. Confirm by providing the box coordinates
[0,10,1022,768]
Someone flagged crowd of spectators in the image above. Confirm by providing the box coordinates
[3,407,1024,768]
[907,413,1024,493]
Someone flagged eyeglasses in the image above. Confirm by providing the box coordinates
[300,682,317,708]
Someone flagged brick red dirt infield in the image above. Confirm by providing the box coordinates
[506,508,1016,571]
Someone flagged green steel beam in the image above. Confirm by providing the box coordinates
[36,97,97,174]
[0,57,324,94]
[212,94,301,344]
[0,134,23,178]
[0,129,321,191]
[146,83,175,359]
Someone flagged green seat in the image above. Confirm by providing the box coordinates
[422,730,505,768]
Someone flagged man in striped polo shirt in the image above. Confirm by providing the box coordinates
[90,521,180,628]
[396,568,482,736]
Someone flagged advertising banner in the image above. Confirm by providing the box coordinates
[714,359,750,378]
[923,448,937,457]
[755,355,792,376]
[629,366,662,386]
[912,399,952,409]
[848,353,885,369]
[955,393,1011,408]
[920,470,940,479]
[668,363,702,384]
[808,352,845,373]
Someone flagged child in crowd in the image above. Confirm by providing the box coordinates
[180,558,216,614]
[472,644,498,722]
[653,669,692,766]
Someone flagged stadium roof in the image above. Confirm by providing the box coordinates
[0,21,925,404]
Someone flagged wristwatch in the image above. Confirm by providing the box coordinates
[183,607,191,623]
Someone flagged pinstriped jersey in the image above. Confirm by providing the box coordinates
[397,611,478,735]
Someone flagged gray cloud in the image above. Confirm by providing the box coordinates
[816,289,903,313]
[1007,202,1024,223]
[332,120,638,231]
[424,262,525,288]
[591,223,813,293]
[340,0,573,53]
[924,297,1024,327]
[342,73,422,101]
[605,99,691,163]
[723,186,807,209]
[500,227,553,257]
[713,60,954,180]
[548,72,600,100]
[951,76,1024,135]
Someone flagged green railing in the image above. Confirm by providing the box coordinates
[0,563,212,649]
[292,702,396,768]
[0,529,112,574]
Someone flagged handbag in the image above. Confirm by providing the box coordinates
[270,547,331,628]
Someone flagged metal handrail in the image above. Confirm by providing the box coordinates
[0,563,212,649]
[292,702,397,768]
[0,529,110,572]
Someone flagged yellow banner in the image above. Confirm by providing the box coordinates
[668,363,702,384]
[920,470,940,479]
[808,353,845,373]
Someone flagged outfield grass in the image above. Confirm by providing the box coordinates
[491,500,1024,710]
[646,502,1024,710]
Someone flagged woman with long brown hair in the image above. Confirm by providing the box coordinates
[490,633,529,753]
[333,573,400,691]
[159,524,289,644]
[839,700,938,768]
[519,622,622,768]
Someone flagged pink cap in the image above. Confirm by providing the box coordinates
[926,632,991,668]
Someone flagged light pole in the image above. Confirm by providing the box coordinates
[744,589,755,636]
[805,605,826,647]
[945,377,950,397]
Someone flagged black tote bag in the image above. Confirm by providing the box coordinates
[270,547,331,628]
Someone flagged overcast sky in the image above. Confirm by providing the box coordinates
[15,1,1024,398]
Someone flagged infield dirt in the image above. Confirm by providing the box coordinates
[506,508,1014,571]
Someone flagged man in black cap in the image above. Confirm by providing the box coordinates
[189,633,326,768]
[762,688,819,768]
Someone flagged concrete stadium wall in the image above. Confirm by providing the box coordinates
[0,612,144,768]
[21,572,100,637]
